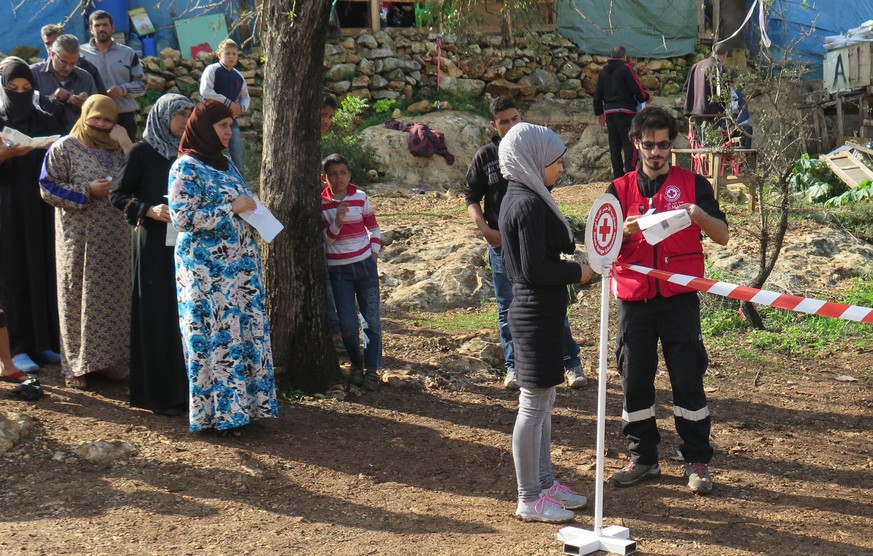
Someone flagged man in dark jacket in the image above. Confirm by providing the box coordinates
[593,45,650,179]
[683,43,729,143]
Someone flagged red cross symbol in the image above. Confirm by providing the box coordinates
[598,217,612,243]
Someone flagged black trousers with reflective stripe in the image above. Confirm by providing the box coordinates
[616,292,713,464]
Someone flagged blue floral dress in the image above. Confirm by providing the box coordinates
[168,156,277,432]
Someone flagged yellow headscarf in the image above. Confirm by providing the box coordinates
[70,94,120,151]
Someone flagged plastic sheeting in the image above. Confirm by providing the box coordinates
[0,1,239,55]
[761,0,873,77]
[555,0,698,58]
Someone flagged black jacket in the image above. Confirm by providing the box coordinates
[593,58,650,116]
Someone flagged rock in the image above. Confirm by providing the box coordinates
[485,78,534,99]
[457,337,503,367]
[563,125,613,183]
[438,76,486,97]
[73,440,138,463]
[145,73,166,91]
[358,58,375,76]
[407,100,432,114]
[519,69,560,94]
[340,37,357,50]
[525,98,591,125]
[359,111,492,194]
[325,63,356,81]
[0,413,32,455]
[327,80,351,94]
[356,34,378,49]
[371,89,401,100]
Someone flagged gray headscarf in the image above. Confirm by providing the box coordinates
[143,93,195,160]
[498,122,572,241]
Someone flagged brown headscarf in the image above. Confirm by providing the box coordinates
[70,94,120,151]
[178,100,233,171]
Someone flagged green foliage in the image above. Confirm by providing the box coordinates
[321,95,377,186]
[788,154,845,203]
[373,98,398,115]
[136,89,164,109]
[825,181,873,207]
[829,198,873,243]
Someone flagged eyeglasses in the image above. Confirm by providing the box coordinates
[638,140,673,151]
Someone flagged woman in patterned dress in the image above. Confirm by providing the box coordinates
[169,100,277,436]
[39,94,132,389]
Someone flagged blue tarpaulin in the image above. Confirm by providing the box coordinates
[0,1,239,55]
[760,0,873,77]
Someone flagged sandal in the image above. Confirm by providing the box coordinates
[63,369,87,389]
[362,371,381,392]
[218,428,242,438]
[0,370,30,383]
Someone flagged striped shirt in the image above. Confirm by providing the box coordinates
[321,184,381,266]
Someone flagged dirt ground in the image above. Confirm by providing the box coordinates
[1,187,872,556]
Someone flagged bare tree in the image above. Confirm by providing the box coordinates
[716,16,813,329]
[260,0,342,392]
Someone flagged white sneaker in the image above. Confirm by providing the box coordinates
[515,493,576,523]
[565,367,588,389]
[543,481,588,509]
[503,369,520,390]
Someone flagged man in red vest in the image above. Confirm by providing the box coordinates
[606,106,728,495]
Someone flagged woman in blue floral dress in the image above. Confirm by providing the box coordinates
[168,100,277,435]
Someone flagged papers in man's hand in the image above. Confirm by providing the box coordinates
[239,196,284,243]
[1,127,61,149]
[636,209,692,245]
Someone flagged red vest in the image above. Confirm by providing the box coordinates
[611,166,704,301]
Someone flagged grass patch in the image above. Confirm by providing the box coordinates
[702,276,873,357]
[411,308,497,333]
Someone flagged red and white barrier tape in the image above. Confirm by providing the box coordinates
[618,263,873,324]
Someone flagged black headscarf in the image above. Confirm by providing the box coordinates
[0,57,36,131]
[0,57,59,139]
[178,100,232,171]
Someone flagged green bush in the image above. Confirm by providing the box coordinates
[830,198,873,243]
[321,95,378,186]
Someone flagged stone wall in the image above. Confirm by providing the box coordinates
[136,29,695,136]
[321,29,691,102]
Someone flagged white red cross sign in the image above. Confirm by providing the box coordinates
[585,194,623,274]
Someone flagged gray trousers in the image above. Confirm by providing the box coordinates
[512,386,557,501]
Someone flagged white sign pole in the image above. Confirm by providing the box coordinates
[558,194,635,555]
[593,256,611,535]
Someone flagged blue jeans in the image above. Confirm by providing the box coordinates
[489,245,581,371]
[229,119,244,175]
[328,257,381,371]
[513,386,557,500]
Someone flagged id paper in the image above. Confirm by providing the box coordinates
[240,197,284,243]
[636,209,691,245]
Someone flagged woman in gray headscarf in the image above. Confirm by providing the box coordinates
[110,93,194,415]
[497,123,594,524]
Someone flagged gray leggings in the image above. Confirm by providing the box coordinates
[512,386,557,501]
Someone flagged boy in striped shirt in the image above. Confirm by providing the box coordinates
[321,153,383,391]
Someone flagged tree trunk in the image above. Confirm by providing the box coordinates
[260,0,341,393]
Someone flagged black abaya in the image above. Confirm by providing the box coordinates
[0,109,62,359]
[110,141,188,411]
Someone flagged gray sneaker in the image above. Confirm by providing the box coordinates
[564,366,588,389]
[610,461,661,487]
[685,463,713,495]
[503,369,520,390]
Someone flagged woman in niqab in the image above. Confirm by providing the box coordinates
[0,57,62,374]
